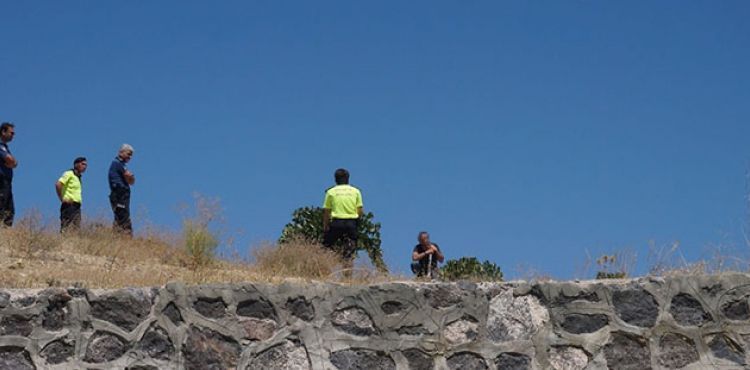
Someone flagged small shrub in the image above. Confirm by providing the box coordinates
[442,257,503,282]
[3,209,61,259]
[595,253,632,279]
[183,220,219,267]
[181,194,223,268]
[253,237,343,280]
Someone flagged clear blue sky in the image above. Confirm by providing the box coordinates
[2,1,749,279]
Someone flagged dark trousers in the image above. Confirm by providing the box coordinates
[0,179,14,227]
[60,202,81,232]
[323,219,358,260]
[109,187,132,235]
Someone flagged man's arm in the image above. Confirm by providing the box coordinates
[124,170,135,185]
[433,245,445,262]
[55,181,65,202]
[323,208,331,232]
[3,153,16,169]
[357,206,363,217]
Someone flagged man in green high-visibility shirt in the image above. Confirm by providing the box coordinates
[322,168,363,262]
[55,157,87,232]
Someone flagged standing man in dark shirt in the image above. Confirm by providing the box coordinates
[0,122,18,227]
[411,231,444,277]
[108,144,135,235]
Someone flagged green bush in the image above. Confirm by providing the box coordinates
[441,257,503,281]
[279,206,388,272]
[181,194,223,268]
[183,220,219,267]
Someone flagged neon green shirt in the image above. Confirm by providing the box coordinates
[58,170,83,203]
[323,184,363,219]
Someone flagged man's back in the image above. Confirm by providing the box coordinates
[323,184,363,219]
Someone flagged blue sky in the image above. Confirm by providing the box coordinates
[1,1,749,278]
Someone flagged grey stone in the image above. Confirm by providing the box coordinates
[446,352,488,370]
[89,290,151,331]
[182,326,240,370]
[612,289,659,328]
[13,296,35,308]
[241,318,277,341]
[237,297,277,320]
[722,299,749,321]
[487,290,548,342]
[0,292,8,308]
[603,332,651,370]
[331,306,377,336]
[42,291,71,331]
[402,349,433,370]
[669,293,711,326]
[708,334,745,365]
[193,297,227,319]
[286,296,315,321]
[137,325,173,361]
[162,302,183,325]
[67,287,87,298]
[0,315,34,336]
[424,285,463,309]
[381,301,405,315]
[126,366,158,370]
[397,325,429,336]
[41,338,75,365]
[549,347,588,370]
[0,346,35,370]
[444,316,479,345]
[560,313,609,334]
[701,283,723,296]
[330,349,395,370]
[657,333,699,369]
[84,331,130,363]
[553,291,599,306]
[246,340,310,370]
[495,352,531,370]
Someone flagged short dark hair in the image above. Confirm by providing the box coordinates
[0,122,14,133]
[418,231,429,241]
[334,168,350,185]
[73,157,87,166]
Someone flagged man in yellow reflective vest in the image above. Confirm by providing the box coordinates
[322,168,363,264]
[55,157,87,232]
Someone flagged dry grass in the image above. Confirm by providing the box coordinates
[251,237,392,284]
[253,237,343,280]
[0,212,396,288]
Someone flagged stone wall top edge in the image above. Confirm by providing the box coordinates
[2,272,749,292]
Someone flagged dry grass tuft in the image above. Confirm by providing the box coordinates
[252,237,344,281]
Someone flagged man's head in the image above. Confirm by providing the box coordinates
[334,168,350,185]
[73,157,87,174]
[118,144,134,163]
[418,231,430,246]
[1,122,15,143]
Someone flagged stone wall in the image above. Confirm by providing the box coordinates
[2,274,750,369]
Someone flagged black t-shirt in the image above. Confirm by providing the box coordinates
[413,243,440,273]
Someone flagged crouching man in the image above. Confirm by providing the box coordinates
[411,231,444,278]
